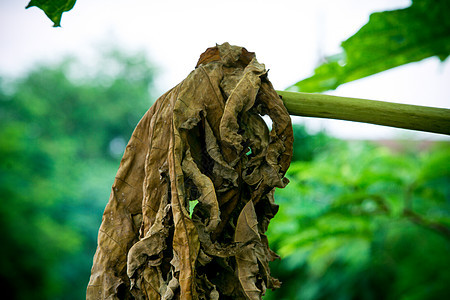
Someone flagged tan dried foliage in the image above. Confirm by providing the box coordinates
[87,43,293,299]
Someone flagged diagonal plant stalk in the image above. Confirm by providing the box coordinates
[277,91,450,135]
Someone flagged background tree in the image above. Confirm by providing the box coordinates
[265,138,450,300]
[0,48,156,299]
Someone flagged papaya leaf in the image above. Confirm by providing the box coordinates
[26,0,76,27]
[290,0,450,92]
[87,43,293,299]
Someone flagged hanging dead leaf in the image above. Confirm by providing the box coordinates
[87,42,293,299]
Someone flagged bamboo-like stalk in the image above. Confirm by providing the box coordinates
[277,91,450,135]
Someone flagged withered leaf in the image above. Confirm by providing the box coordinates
[87,42,293,299]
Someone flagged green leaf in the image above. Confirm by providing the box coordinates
[290,0,450,92]
[26,0,77,27]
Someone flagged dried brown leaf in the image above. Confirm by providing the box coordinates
[87,42,293,299]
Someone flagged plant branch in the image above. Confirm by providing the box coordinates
[277,91,450,135]
[403,209,450,240]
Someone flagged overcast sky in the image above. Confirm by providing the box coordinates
[1,0,449,140]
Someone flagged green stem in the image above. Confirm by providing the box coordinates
[277,91,450,135]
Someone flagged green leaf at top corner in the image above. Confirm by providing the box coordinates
[26,0,77,27]
[290,0,450,93]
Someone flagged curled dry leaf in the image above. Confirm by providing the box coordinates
[87,42,293,299]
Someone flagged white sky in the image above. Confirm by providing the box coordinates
[1,0,449,140]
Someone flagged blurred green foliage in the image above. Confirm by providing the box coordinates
[266,138,450,300]
[0,49,155,299]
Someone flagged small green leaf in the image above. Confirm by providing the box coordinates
[189,200,199,217]
[26,0,77,27]
[290,0,450,92]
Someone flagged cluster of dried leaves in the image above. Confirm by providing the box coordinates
[87,43,293,299]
